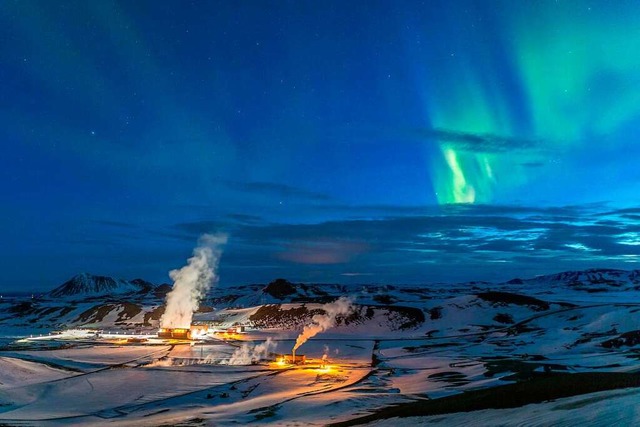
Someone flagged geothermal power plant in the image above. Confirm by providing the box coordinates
[153,235,348,370]
[157,324,245,340]
[157,328,192,340]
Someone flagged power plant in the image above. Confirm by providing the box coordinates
[157,328,191,340]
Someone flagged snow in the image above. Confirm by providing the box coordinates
[0,356,74,388]
[0,342,374,425]
[368,387,640,427]
[1,345,171,371]
[1,364,256,420]
[3,269,640,424]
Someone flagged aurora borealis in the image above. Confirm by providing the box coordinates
[417,1,640,204]
[2,1,640,290]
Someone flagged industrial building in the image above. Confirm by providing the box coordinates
[157,328,191,340]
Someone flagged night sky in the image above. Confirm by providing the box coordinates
[2,1,640,291]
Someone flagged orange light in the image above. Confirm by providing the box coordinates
[318,364,331,373]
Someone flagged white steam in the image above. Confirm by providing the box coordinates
[160,233,227,329]
[226,338,276,365]
[292,296,353,353]
[322,344,330,361]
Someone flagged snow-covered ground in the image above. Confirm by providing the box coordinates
[369,388,640,427]
[2,269,640,425]
[0,356,73,388]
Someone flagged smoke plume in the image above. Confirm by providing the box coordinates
[292,296,353,353]
[160,233,227,328]
[227,338,276,365]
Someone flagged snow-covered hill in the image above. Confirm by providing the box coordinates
[507,268,640,292]
[2,268,640,338]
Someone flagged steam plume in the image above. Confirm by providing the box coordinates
[227,338,276,365]
[322,345,329,363]
[292,296,353,353]
[160,233,227,328]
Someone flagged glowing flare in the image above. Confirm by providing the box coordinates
[318,365,331,373]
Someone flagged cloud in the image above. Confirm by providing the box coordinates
[223,180,333,202]
[419,128,545,153]
[224,213,264,224]
[341,272,373,277]
[277,239,370,265]
[174,221,229,235]
[521,161,545,168]
[93,220,140,229]
[598,207,640,217]
[164,203,640,284]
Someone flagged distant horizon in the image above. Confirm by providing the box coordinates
[15,264,640,294]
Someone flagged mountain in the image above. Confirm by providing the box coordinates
[535,268,640,285]
[505,268,640,295]
[2,267,639,334]
[49,273,153,298]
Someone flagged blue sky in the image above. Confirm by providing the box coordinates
[2,1,640,291]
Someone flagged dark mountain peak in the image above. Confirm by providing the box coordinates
[154,283,173,298]
[263,278,297,299]
[130,278,154,292]
[50,273,150,298]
